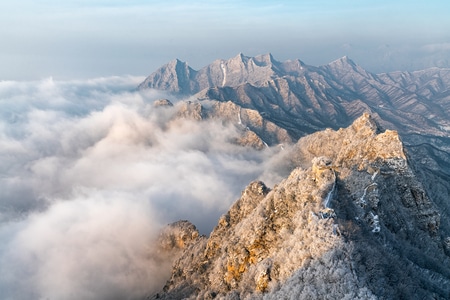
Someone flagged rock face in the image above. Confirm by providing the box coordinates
[149,114,450,299]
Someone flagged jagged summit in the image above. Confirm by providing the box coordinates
[149,114,449,299]
[138,53,305,94]
[138,58,197,94]
[138,54,366,95]
[323,55,375,81]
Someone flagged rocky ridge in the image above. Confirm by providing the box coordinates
[150,114,450,299]
[139,53,450,139]
[138,53,306,95]
[140,53,450,248]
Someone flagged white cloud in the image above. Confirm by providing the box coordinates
[0,190,167,300]
[0,76,288,298]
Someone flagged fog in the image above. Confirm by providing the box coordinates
[0,76,290,299]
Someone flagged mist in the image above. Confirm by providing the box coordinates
[0,76,289,299]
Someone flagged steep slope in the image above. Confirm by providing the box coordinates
[150,114,450,299]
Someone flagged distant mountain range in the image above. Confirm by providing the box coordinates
[139,54,450,299]
[139,53,450,138]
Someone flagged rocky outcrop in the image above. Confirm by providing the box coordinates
[153,99,174,108]
[149,115,450,299]
[158,220,200,252]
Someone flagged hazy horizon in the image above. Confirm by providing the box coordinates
[1,0,449,80]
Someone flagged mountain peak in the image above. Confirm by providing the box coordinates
[351,112,379,132]
[150,114,444,299]
[232,52,248,63]
[324,55,375,81]
[328,55,357,68]
[164,58,187,68]
[137,57,196,94]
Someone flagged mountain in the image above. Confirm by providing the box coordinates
[149,114,450,299]
[139,54,450,298]
[138,53,306,95]
[141,53,450,222]
[139,53,449,138]
[139,53,450,222]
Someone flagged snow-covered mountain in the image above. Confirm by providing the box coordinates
[149,114,449,299]
[139,53,450,139]
[139,54,450,299]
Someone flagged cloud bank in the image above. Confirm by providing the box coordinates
[0,76,288,299]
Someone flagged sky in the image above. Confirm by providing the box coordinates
[1,0,449,80]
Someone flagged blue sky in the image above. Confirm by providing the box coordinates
[1,0,449,80]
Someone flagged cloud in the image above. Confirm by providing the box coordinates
[421,42,450,53]
[0,76,289,299]
[0,192,166,300]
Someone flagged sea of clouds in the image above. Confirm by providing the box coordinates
[0,76,290,299]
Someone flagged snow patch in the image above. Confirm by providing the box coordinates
[221,63,227,87]
[357,183,377,208]
[371,170,379,181]
[369,212,380,233]
[321,168,336,209]
[324,178,336,208]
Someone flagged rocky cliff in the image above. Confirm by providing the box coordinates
[149,114,450,299]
